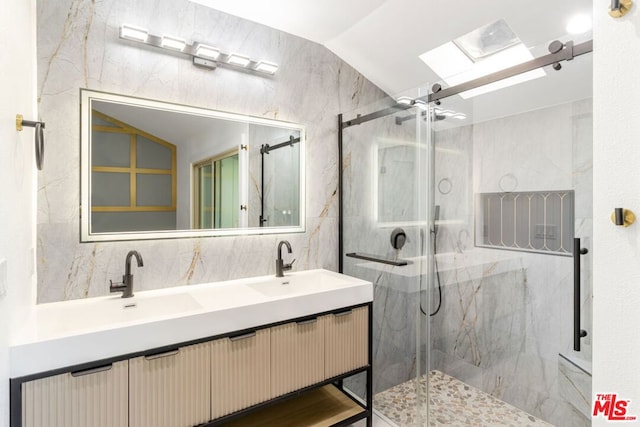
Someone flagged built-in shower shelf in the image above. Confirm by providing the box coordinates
[221,385,365,427]
[346,252,410,266]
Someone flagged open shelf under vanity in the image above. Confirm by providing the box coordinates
[218,384,366,427]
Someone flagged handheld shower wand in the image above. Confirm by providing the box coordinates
[420,205,443,317]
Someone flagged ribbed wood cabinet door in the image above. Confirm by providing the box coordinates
[270,316,325,397]
[21,360,128,427]
[325,306,369,378]
[211,329,270,418]
[129,342,210,427]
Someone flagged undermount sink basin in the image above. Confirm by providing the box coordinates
[247,270,353,298]
[37,292,203,337]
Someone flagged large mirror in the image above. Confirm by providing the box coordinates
[80,89,305,241]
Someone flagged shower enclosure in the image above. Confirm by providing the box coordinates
[339,34,593,427]
[340,93,432,426]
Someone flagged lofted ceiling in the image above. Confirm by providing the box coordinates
[189,0,593,122]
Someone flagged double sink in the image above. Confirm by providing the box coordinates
[11,269,372,378]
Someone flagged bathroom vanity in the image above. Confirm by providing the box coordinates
[10,269,373,427]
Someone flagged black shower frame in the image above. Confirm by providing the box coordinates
[337,39,592,273]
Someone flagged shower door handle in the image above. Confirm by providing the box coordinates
[573,237,588,351]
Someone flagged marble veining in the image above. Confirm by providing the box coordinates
[36,0,388,302]
[558,355,591,421]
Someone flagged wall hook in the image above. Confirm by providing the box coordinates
[612,208,636,227]
[16,114,45,170]
[610,0,633,17]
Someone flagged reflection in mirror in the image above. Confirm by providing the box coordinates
[374,141,421,226]
[257,135,300,227]
[80,89,305,241]
[193,148,240,229]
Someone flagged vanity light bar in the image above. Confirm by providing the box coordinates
[118,24,278,76]
[227,53,251,67]
[120,24,149,42]
[255,61,279,75]
[161,35,187,51]
[195,44,220,60]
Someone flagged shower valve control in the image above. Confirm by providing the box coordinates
[390,228,407,250]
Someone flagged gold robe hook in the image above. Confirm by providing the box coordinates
[610,0,633,18]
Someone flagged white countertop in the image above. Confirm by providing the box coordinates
[10,269,372,378]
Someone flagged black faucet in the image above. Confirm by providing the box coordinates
[110,250,144,298]
[276,240,295,278]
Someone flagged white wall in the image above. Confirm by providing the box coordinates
[0,0,37,424]
[593,0,640,425]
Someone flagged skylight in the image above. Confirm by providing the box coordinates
[419,19,546,99]
[453,19,520,62]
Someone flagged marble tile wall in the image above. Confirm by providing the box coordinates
[558,355,592,419]
[36,0,388,302]
[431,98,593,426]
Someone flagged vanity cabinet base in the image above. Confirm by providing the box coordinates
[20,360,128,427]
[129,343,210,427]
[11,303,372,427]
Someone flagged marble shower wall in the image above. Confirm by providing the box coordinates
[431,98,593,426]
[36,0,388,302]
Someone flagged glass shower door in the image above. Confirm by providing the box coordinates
[340,94,432,426]
[428,74,592,426]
